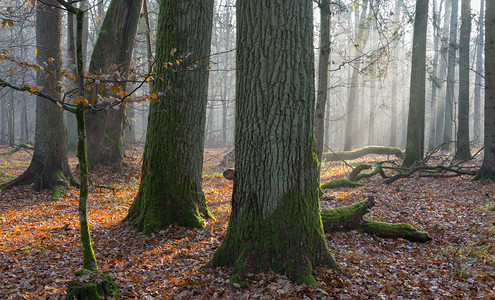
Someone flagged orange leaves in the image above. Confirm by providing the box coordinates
[73,96,88,104]
[1,19,14,28]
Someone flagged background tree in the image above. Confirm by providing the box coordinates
[85,0,143,169]
[1,0,73,199]
[454,0,471,160]
[473,0,485,145]
[124,0,215,233]
[402,0,429,167]
[475,0,495,179]
[207,0,338,286]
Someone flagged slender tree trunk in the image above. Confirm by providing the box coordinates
[207,0,338,286]
[315,0,331,170]
[85,0,144,169]
[344,0,370,151]
[428,0,440,150]
[454,0,472,159]
[442,0,459,150]
[66,10,78,151]
[476,0,495,179]
[403,0,429,167]
[435,0,451,146]
[125,0,215,233]
[473,0,485,146]
[390,0,402,148]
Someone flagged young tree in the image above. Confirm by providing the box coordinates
[402,0,429,167]
[475,0,495,179]
[454,0,472,160]
[1,0,73,198]
[207,0,338,286]
[124,0,215,233]
[85,0,143,169]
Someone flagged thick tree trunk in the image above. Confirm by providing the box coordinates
[403,0,429,167]
[207,0,337,286]
[442,0,459,150]
[125,0,215,233]
[321,197,432,243]
[475,0,495,179]
[85,0,143,169]
[473,0,484,146]
[2,0,73,199]
[315,0,331,168]
[454,0,472,160]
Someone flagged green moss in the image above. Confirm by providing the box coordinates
[320,178,363,189]
[66,270,119,300]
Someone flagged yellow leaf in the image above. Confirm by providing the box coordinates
[9,69,14,74]
[34,48,37,55]
[207,66,211,70]
[48,57,54,63]
[150,93,158,99]
[85,85,92,91]
[73,96,88,104]
[45,73,50,79]
[57,103,62,108]
[176,60,180,65]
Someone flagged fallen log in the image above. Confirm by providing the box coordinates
[320,163,385,189]
[0,143,34,155]
[321,196,432,243]
[322,146,404,162]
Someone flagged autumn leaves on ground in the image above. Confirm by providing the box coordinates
[1,147,494,299]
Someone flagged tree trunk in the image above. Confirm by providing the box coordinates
[403,0,429,167]
[315,0,331,168]
[435,0,451,146]
[2,0,73,199]
[442,0,458,150]
[85,0,143,169]
[207,0,338,287]
[66,10,78,151]
[454,0,472,160]
[344,0,370,151]
[473,0,485,146]
[475,0,495,179]
[428,0,440,150]
[125,0,215,233]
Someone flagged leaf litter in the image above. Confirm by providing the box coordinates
[0,147,494,299]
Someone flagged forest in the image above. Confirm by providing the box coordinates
[0,0,494,299]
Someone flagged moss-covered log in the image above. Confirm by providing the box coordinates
[320,163,384,189]
[0,143,34,155]
[321,196,432,243]
[66,269,119,300]
[322,146,404,161]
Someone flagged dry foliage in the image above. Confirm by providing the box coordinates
[1,148,494,299]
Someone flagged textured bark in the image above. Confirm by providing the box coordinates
[475,0,495,179]
[389,0,402,147]
[454,0,472,160]
[403,0,429,167]
[2,0,73,196]
[322,146,404,161]
[315,0,331,168]
[207,0,337,286]
[428,0,440,150]
[344,0,370,151]
[442,0,459,150]
[85,0,143,169]
[473,0,485,145]
[125,0,215,233]
[321,197,432,243]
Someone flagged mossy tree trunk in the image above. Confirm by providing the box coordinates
[207,0,338,287]
[85,0,143,169]
[1,0,73,200]
[454,0,472,160]
[475,0,495,180]
[124,0,215,234]
[403,0,429,167]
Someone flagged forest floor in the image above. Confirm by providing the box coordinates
[0,147,495,299]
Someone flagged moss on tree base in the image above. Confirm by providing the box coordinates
[66,269,119,300]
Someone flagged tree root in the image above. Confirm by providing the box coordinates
[320,163,385,189]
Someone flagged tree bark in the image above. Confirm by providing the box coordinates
[475,0,495,179]
[125,0,215,233]
[85,0,143,169]
[454,0,472,160]
[428,0,440,150]
[207,0,338,286]
[403,0,429,167]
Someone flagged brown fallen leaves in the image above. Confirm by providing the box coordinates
[0,147,495,299]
